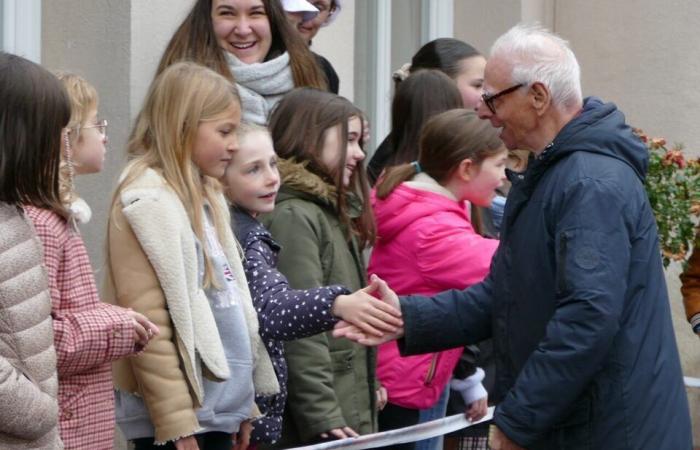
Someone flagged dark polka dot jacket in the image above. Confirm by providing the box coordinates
[231,208,348,444]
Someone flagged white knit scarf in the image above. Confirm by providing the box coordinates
[227,52,295,125]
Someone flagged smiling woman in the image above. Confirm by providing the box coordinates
[155,0,328,125]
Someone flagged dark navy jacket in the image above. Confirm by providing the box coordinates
[398,98,692,449]
[232,208,347,444]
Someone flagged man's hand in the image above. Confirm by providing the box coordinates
[489,426,524,450]
[333,320,404,346]
[319,426,359,440]
[232,420,253,450]
[125,309,159,348]
[174,435,199,450]
[331,275,403,337]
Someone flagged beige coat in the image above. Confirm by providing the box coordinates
[103,168,278,444]
[0,203,62,449]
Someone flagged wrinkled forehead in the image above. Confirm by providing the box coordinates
[483,56,513,92]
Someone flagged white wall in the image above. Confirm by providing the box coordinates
[42,0,132,275]
[311,0,355,100]
[556,0,700,158]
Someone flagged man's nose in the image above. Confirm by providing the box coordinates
[475,99,491,119]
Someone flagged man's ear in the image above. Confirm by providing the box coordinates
[530,82,551,116]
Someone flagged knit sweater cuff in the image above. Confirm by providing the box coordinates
[450,367,487,405]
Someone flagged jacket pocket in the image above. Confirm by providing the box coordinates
[557,232,569,294]
[58,382,87,427]
[199,357,254,420]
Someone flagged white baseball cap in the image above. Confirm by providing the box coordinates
[280,0,319,23]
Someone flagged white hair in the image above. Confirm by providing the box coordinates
[490,23,582,110]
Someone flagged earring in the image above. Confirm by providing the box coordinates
[64,131,75,189]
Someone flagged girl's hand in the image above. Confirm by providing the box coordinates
[232,420,253,450]
[174,435,199,450]
[331,275,403,337]
[376,385,388,410]
[333,320,404,346]
[319,426,359,440]
[466,396,488,422]
[125,309,160,348]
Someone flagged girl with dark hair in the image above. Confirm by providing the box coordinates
[263,88,380,446]
[368,38,486,183]
[156,0,328,125]
[369,110,506,449]
[0,52,65,450]
[367,70,463,184]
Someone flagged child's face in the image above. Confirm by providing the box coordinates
[223,131,279,216]
[459,149,508,206]
[212,0,273,64]
[454,55,486,109]
[319,116,364,187]
[72,108,107,175]
[192,105,241,179]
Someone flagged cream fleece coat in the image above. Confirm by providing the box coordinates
[105,168,278,443]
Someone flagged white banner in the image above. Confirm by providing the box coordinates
[288,407,494,450]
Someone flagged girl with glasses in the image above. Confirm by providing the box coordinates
[23,71,160,450]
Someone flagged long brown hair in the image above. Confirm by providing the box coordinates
[376,109,504,200]
[269,87,375,248]
[0,53,69,214]
[387,69,463,167]
[156,0,327,90]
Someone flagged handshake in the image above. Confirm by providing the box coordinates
[330,274,406,346]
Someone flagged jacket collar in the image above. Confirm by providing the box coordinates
[231,207,280,252]
[276,158,364,218]
[404,172,458,201]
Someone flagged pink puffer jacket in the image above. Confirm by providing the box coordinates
[368,176,498,409]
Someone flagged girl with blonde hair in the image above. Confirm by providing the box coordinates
[23,70,158,449]
[104,61,279,450]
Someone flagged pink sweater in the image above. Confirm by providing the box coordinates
[25,206,136,450]
[368,177,498,409]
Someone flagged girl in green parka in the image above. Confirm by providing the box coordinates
[263,88,382,446]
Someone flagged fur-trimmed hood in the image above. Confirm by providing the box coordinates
[276,158,338,208]
[276,158,366,219]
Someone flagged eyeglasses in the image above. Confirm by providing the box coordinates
[81,119,108,136]
[481,84,524,114]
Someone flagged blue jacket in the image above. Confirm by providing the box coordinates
[398,97,692,449]
[232,208,346,444]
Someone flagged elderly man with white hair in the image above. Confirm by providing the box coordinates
[335,24,692,450]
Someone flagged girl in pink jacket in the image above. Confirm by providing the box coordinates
[368,109,507,447]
